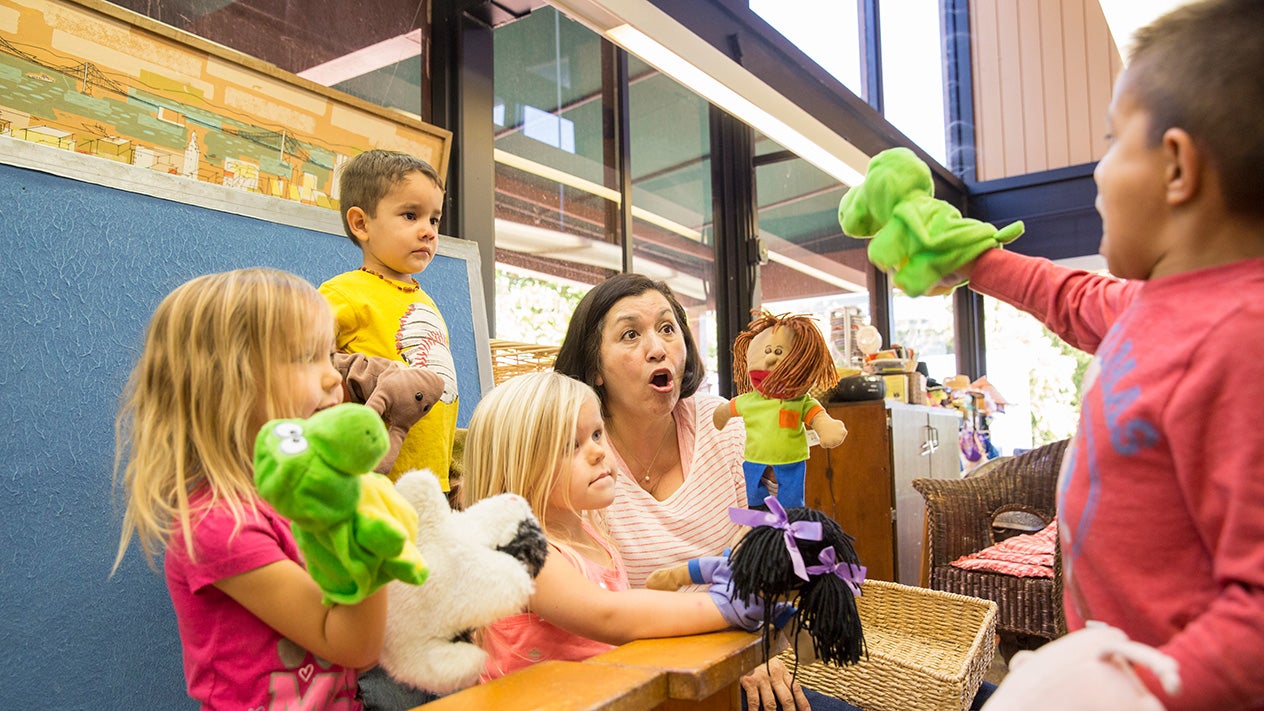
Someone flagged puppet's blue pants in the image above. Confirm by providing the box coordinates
[744,460,807,509]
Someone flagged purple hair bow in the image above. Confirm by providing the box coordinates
[729,497,823,580]
[805,546,867,596]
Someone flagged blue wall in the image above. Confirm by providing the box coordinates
[0,161,483,708]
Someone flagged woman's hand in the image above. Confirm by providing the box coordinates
[740,656,810,710]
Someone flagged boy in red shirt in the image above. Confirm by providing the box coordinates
[951,2,1264,707]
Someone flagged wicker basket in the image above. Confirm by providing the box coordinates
[488,339,559,384]
[781,580,997,711]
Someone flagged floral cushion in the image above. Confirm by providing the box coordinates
[949,519,1057,578]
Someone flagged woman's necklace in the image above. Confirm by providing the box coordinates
[359,266,420,293]
[620,420,674,492]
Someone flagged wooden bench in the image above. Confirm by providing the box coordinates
[413,630,769,710]
[414,660,666,711]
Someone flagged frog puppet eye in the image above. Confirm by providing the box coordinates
[273,422,308,455]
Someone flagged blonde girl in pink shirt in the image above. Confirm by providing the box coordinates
[463,371,769,680]
[112,269,388,709]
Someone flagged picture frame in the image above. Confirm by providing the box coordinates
[0,0,451,210]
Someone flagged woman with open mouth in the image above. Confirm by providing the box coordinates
[555,273,746,592]
[555,273,856,711]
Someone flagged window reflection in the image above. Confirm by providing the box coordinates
[493,7,618,347]
[626,55,718,385]
[492,8,720,365]
[328,55,424,118]
[755,143,870,370]
[112,0,429,118]
[879,0,948,164]
[495,7,611,187]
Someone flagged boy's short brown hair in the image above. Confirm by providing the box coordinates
[1127,0,1264,217]
[338,149,444,246]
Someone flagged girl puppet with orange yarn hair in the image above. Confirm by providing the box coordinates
[714,312,847,508]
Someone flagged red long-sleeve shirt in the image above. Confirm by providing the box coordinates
[970,248,1264,710]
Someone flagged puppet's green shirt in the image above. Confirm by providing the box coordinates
[731,392,824,465]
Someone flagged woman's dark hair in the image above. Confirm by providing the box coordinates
[555,273,706,409]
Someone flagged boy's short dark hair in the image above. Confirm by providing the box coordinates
[338,149,444,246]
[1127,0,1264,217]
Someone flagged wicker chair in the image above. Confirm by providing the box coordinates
[912,439,1070,658]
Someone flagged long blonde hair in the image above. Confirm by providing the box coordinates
[113,268,330,570]
[461,371,603,537]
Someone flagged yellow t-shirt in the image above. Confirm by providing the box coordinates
[320,269,458,489]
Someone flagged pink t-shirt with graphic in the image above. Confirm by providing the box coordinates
[165,493,361,710]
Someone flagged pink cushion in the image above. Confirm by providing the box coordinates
[949,520,1057,578]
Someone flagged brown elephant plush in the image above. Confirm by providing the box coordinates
[334,353,444,476]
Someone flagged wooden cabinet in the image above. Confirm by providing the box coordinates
[804,400,961,585]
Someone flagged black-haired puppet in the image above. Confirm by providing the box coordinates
[647,496,867,668]
[715,311,847,508]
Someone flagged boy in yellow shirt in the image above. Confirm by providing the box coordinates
[320,149,457,489]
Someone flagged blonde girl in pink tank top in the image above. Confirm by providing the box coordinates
[462,371,768,681]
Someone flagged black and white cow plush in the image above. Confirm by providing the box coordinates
[380,469,547,693]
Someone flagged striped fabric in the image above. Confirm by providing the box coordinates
[950,519,1057,579]
[604,394,749,589]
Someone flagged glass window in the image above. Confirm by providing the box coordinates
[755,142,871,371]
[981,297,1089,455]
[626,55,719,389]
[492,7,616,346]
[879,0,948,164]
[750,0,864,96]
[325,55,424,118]
[495,269,591,345]
[492,9,720,365]
[891,292,954,384]
[110,0,428,118]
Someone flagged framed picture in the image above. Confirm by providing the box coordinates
[0,0,451,211]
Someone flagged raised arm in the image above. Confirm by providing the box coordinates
[528,548,729,645]
[966,248,1140,355]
